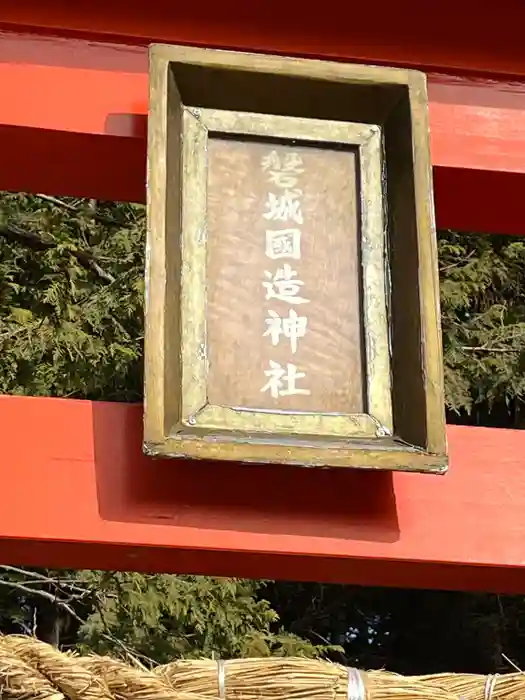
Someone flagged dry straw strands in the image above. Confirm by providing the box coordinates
[411,673,524,700]
[157,659,456,700]
[0,635,522,700]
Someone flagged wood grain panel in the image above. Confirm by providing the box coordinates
[206,136,364,414]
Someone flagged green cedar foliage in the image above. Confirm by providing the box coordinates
[76,573,328,662]
[440,231,525,423]
[0,192,336,661]
[2,192,525,671]
[0,567,333,661]
[2,193,525,421]
[0,193,143,400]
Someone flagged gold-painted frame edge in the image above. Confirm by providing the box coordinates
[144,45,447,472]
[175,107,392,439]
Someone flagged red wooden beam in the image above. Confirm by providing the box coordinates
[2,32,525,233]
[3,0,525,78]
[1,394,525,594]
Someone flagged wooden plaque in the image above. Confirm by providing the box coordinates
[145,44,448,473]
[206,137,364,415]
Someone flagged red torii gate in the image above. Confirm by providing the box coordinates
[2,0,525,593]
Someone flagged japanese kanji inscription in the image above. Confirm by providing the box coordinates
[206,138,364,414]
[144,44,448,473]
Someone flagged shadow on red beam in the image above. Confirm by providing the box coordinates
[4,122,525,235]
[3,0,525,78]
[3,32,525,233]
[2,394,525,592]
[2,540,525,595]
[0,125,146,204]
[433,168,525,236]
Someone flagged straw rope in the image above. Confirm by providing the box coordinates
[0,635,522,700]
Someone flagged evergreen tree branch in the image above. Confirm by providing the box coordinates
[35,194,129,227]
[439,250,475,272]
[0,223,115,283]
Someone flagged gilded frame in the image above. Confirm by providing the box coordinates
[145,44,448,473]
[179,107,391,439]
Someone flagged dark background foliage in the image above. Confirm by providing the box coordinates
[2,192,525,673]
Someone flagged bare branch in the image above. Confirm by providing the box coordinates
[502,652,523,672]
[0,565,91,597]
[92,592,155,668]
[0,579,84,624]
[35,193,128,228]
[460,346,520,352]
[439,250,476,272]
[35,194,77,211]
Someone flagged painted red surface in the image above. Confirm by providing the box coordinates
[2,32,525,232]
[2,7,525,590]
[1,395,525,593]
[2,0,525,77]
